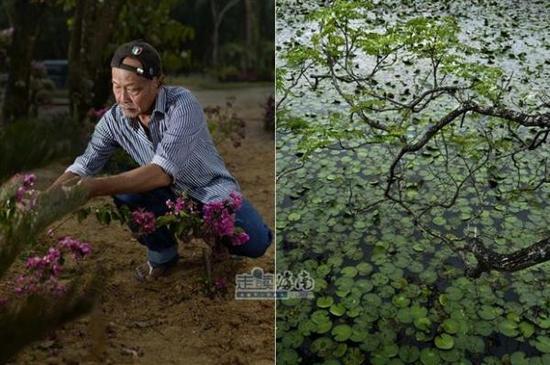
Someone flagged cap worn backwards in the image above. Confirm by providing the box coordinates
[110,40,162,80]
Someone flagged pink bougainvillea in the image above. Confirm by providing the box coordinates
[14,236,92,296]
[131,208,157,234]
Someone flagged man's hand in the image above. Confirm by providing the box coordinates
[47,171,81,192]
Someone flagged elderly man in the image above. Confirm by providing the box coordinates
[50,40,272,281]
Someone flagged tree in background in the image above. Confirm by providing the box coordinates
[1,0,48,124]
[67,0,125,123]
[68,0,195,123]
[0,0,274,124]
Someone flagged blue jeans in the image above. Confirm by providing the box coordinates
[113,187,272,266]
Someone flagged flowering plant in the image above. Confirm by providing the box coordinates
[159,191,250,247]
[0,173,98,362]
[15,236,92,296]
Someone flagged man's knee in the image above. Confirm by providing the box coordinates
[231,225,272,258]
[113,193,142,207]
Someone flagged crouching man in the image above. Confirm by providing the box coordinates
[50,40,272,281]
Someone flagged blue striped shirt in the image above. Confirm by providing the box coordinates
[66,86,239,202]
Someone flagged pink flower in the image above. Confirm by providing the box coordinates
[23,174,36,188]
[57,236,92,258]
[214,277,227,290]
[14,236,92,296]
[131,208,157,234]
[15,186,26,203]
[231,232,250,246]
[14,174,38,210]
[230,191,243,210]
[166,197,188,214]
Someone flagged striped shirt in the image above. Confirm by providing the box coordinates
[66,86,239,202]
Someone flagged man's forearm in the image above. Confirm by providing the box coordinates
[82,164,172,198]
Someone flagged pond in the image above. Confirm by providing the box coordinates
[276,0,550,364]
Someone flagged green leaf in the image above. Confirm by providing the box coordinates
[329,303,346,317]
[420,348,440,365]
[341,266,358,278]
[332,324,352,342]
[442,318,460,335]
[534,336,550,353]
[519,321,535,338]
[317,296,334,308]
[288,212,301,222]
[434,333,455,350]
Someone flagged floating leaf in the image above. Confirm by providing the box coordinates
[341,266,358,278]
[518,321,535,338]
[399,345,420,363]
[356,262,373,275]
[288,212,301,221]
[330,303,346,317]
[510,351,529,365]
[317,296,334,308]
[310,337,335,357]
[435,334,455,350]
[534,336,550,353]
[420,348,440,365]
[414,317,432,332]
[332,324,352,342]
[393,294,411,308]
[499,319,519,338]
[442,318,460,334]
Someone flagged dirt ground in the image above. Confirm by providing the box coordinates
[8,85,275,365]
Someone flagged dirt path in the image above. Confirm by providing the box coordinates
[10,85,275,365]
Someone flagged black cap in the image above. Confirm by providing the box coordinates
[110,40,162,79]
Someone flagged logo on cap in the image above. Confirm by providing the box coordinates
[131,46,143,55]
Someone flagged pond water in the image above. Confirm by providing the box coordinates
[276,0,550,364]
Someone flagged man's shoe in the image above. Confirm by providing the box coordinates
[134,256,179,282]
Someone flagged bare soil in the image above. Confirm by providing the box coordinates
[9,85,275,365]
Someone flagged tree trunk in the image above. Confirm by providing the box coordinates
[464,237,550,278]
[68,0,124,123]
[68,0,85,123]
[1,0,47,125]
[209,0,241,68]
[243,0,259,73]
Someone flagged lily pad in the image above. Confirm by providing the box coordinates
[434,333,455,350]
[510,351,529,365]
[329,303,346,317]
[478,305,500,320]
[398,345,420,363]
[310,337,335,357]
[442,318,460,334]
[420,348,440,365]
[534,335,550,353]
[332,324,352,342]
[317,296,334,308]
[392,294,411,308]
[288,212,301,221]
[341,266,359,278]
[355,279,374,293]
[356,262,373,275]
[519,321,535,338]
[414,317,432,332]
[499,319,519,337]
[432,216,446,226]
